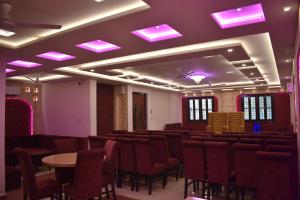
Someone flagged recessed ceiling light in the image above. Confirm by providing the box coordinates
[222,88,234,91]
[90,69,95,72]
[7,60,42,68]
[132,24,182,42]
[242,64,247,67]
[211,3,265,29]
[227,48,233,52]
[283,6,292,12]
[0,29,15,37]
[250,72,254,76]
[76,40,121,53]
[244,87,257,90]
[94,0,104,2]
[285,59,292,63]
[226,71,234,74]
[37,51,76,61]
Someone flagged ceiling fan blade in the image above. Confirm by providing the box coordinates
[16,22,62,29]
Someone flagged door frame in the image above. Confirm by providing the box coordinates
[132,92,147,130]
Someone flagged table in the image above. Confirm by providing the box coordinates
[42,153,77,168]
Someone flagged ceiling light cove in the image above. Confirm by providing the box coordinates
[76,40,121,53]
[211,3,265,29]
[5,68,15,73]
[131,24,182,42]
[37,51,76,61]
[7,60,42,68]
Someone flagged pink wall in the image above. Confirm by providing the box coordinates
[42,79,97,137]
[0,67,6,196]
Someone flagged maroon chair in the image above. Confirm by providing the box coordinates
[239,138,264,146]
[265,145,298,200]
[215,138,238,170]
[101,140,118,200]
[204,142,233,200]
[233,143,263,200]
[134,139,167,195]
[88,136,107,149]
[64,149,105,200]
[182,141,207,198]
[13,147,62,200]
[117,138,136,190]
[54,139,77,153]
[264,138,291,146]
[53,139,77,185]
[256,151,294,200]
[148,135,179,182]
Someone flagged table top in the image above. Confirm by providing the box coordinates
[42,153,77,168]
[185,197,206,200]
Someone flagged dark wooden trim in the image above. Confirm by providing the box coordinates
[0,193,7,200]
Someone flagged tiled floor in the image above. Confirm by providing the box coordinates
[7,171,251,200]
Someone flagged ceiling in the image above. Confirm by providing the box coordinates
[4,0,299,93]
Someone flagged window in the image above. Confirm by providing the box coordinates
[242,94,273,121]
[188,97,214,121]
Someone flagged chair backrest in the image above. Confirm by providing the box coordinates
[182,141,206,181]
[74,149,104,199]
[13,147,37,196]
[256,151,293,200]
[104,140,119,172]
[265,145,298,200]
[164,133,184,161]
[148,135,169,164]
[239,138,264,146]
[88,136,107,149]
[204,142,230,185]
[117,138,136,172]
[233,143,262,188]
[265,138,291,146]
[134,139,154,175]
[54,139,77,153]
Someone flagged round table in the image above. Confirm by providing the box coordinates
[42,153,77,168]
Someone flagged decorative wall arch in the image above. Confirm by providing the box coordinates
[5,98,33,137]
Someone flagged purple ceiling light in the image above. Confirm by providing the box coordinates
[132,24,182,42]
[7,60,42,68]
[189,74,206,84]
[5,68,15,73]
[211,3,265,29]
[37,51,76,61]
[76,40,121,53]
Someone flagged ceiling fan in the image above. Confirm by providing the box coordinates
[25,74,40,84]
[0,2,62,31]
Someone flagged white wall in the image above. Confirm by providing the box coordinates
[42,79,97,137]
[127,85,182,131]
[0,67,5,197]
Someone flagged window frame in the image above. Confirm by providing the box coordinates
[241,94,274,121]
[187,96,215,122]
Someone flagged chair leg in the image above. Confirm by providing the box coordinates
[241,188,245,200]
[193,181,196,193]
[135,174,140,192]
[175,165,179,181]
[117,171,122,188]
[207,184,211,199]
[130,173,135,191]
[162,172,167,188]
[236,187,240,200]
[184,178,188,198]
[201,182,206,198]
[111,184,117,200]
[225,185,230,200]
[105,185,110,199]
[148,176,153,195]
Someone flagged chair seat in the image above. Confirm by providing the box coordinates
[168,157,179,168]
[151,163,166,175]
[33,179,61,199]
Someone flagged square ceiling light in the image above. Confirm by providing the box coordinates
[7,60,42,68]
[211,3,265,29]
[37,51,76,61]
[131,24,182,42]
[5,68,15,73]
[76,40,121,53]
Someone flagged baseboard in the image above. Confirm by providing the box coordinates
[0,193,6,200]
